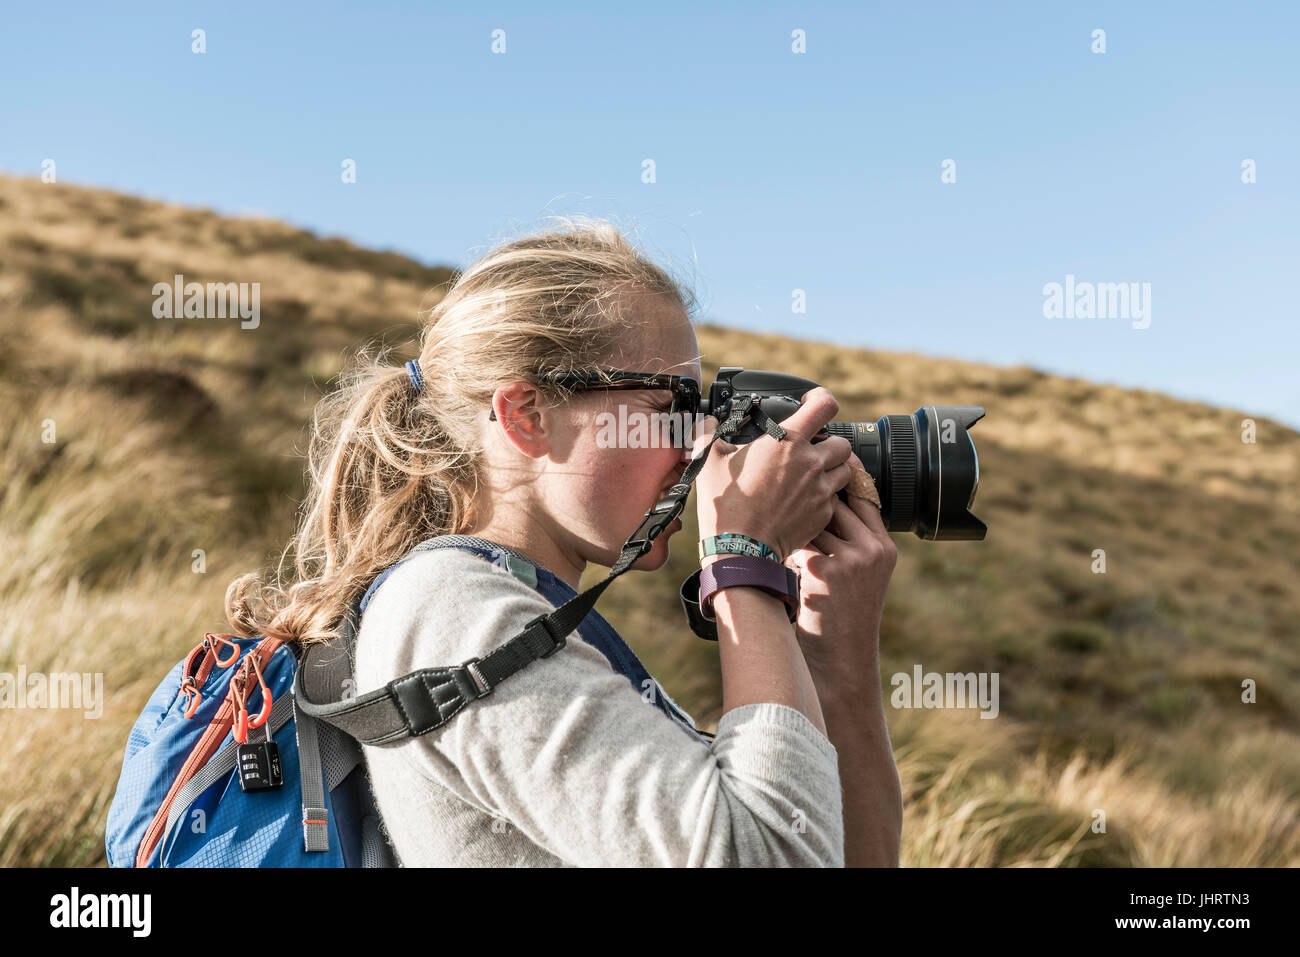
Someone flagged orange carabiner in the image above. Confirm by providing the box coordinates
[204,633,240,668]
[228,662,250,744]
[246,653,273,730]
[178,676,202,718]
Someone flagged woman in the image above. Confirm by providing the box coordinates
[225,220,902,866]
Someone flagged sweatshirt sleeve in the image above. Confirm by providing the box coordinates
[354,548,844,867]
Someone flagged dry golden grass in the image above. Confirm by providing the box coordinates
[1,173,1297,866]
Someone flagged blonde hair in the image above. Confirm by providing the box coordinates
[224,218,696,646]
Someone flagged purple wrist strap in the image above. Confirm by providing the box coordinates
[699,555,799,622]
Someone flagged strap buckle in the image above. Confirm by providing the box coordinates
[626,484,690,553]
[458,658,492,698]
[523,613,566,658]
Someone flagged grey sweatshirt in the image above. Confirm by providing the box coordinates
[353,544,844,866]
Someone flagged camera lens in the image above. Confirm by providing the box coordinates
[862,407,986,540]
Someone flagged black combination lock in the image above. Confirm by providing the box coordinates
[237,740,284,792]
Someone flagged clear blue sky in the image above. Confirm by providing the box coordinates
[3,1,1297,428]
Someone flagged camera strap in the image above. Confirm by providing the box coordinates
[293,392,789,747]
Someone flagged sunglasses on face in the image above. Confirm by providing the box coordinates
[488,369,702,421]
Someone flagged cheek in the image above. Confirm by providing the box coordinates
[592,444,676,511]
[573,408,685,522]
[574,437,643,503]
[617,445,669,494]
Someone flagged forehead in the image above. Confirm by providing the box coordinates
[608,289,702,382]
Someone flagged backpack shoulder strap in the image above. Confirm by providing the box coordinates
[293,533,640,745]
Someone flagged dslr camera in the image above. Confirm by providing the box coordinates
[702,367,986,541]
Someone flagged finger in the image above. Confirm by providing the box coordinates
[811,527,846,555]
[814,434,852,468]
[785,543,824,580]
[785,542,823,568]
[826,493,879,545]
[788,542,824,557]
[826,462,852,493]
[774,387,839,444]
[839,476,889,540]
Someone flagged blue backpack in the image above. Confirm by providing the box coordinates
[104,533,710,867]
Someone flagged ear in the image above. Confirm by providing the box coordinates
[490,381,553,458]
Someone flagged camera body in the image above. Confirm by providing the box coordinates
[702,367,986,541]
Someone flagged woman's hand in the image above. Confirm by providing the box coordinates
[784,454,897,705]
[694,387,852,564]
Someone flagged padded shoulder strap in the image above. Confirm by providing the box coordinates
[358,536,536,616]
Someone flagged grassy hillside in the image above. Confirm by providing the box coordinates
[1,174,1296,866]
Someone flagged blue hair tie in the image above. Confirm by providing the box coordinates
[405,359,424,394]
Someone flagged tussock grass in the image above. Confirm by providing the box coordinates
[1,173,1297,866]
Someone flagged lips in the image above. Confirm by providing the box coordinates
[659,471,688,499]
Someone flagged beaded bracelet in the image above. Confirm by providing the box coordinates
[698,533,781,563]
